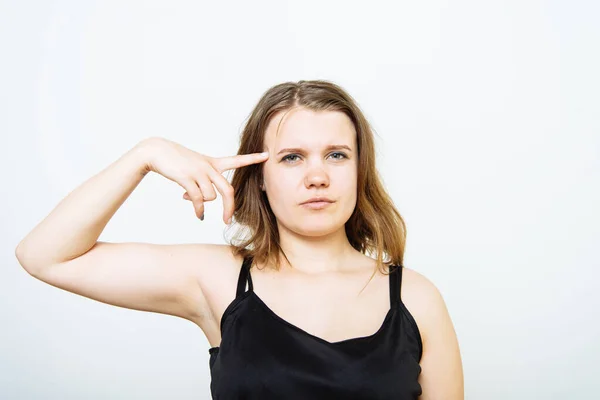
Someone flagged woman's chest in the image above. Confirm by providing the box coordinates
[208,267,391,346]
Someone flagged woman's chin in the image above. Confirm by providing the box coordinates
[294,223,344,238]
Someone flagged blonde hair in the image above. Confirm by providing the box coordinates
[225,80,407,283]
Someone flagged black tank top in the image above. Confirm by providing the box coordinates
[208,256,423,399]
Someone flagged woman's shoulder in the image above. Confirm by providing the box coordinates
[400,267,452,345]
[188,243,244,289]
[401,266,464,394]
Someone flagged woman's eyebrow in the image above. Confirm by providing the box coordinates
[276,144,352,156]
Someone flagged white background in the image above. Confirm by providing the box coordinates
[2,0,599,398]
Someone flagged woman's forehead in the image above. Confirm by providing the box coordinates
[264,109,356,149]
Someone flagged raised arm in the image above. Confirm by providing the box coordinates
[15,137,269,324]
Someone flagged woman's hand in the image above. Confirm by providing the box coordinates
[141,137,269,223]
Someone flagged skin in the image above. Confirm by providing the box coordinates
[260,107,365,275]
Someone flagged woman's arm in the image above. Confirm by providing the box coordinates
[14,138,268,324]
[404,269,465,399]
[13,139,208,323]
[15,140,152,271]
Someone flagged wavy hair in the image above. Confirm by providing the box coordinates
[224,80,407,283]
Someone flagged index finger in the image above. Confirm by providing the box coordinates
[211,151,269,173]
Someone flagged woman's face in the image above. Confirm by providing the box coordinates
[261,108,358,237]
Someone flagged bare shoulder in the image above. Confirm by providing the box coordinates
[399,267,447,344]
[182,242,242,300]
[401,267,464,398]
[148,242,240,290]
[183,243,245,325]
[187,243,242,289]
[127,242,244,329]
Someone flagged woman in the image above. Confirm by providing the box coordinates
[16,80,463,399]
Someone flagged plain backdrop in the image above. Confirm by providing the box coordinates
[2,0,599,399]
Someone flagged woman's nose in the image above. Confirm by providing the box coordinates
[304,168,329,188]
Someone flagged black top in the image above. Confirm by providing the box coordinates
[208,256,423,399]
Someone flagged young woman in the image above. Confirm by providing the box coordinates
[16,80,463,399]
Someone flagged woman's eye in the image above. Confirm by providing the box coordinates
[282,154,300,162]
[281,152,347,163]
[330,152,347,160]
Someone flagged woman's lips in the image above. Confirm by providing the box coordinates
[301,201,334,210]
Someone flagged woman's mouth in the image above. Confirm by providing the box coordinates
[301,201,334,210]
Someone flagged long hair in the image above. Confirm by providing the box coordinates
[224,80,407,283]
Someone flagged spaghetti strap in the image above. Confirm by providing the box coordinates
[389,264,403,309]
[236,255,254,297]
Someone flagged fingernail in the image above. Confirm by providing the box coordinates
[227,217,232,224]
[200,213,204,221]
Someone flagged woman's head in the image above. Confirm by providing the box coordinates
[261,107,358,239]
[226,80,406,275]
